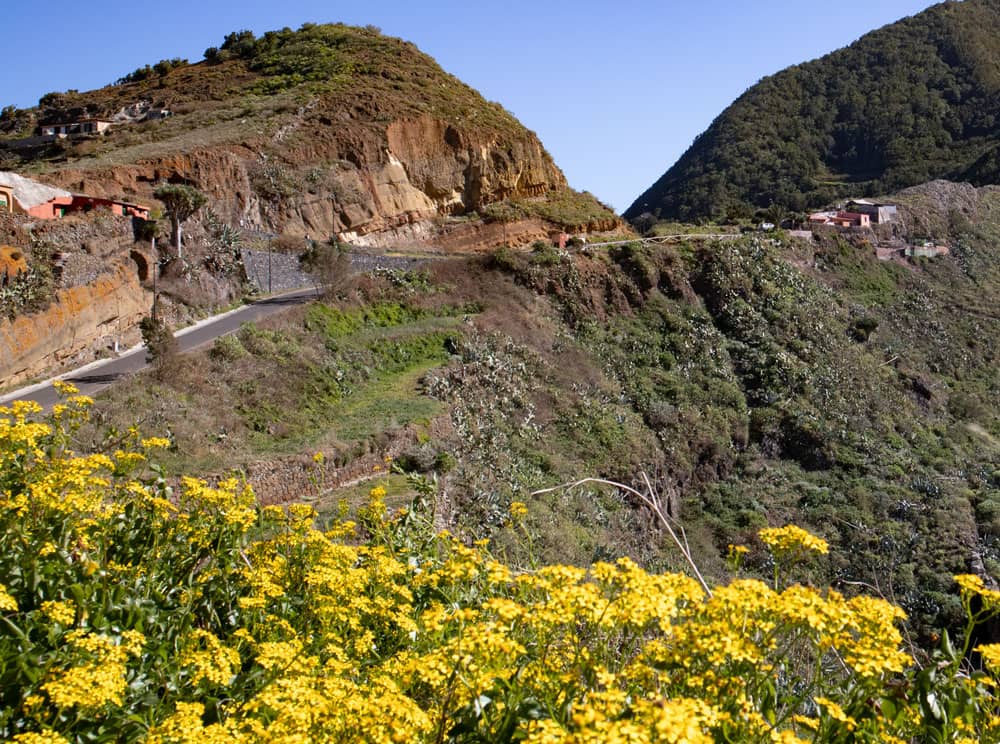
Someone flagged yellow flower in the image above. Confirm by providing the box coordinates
[52,380,80,396]
[759,525,829,555]
[13,732,71,744]
[42,632,130,711]
[145,702,215,744]
[120,630,145,656]
[956,574,1000,612]
[180,630,239,687]
[0,584,18,612]
[509,501,528,519]
[978,643,1000,671]
[40,600,75,626]
[815,696,857,731]
[771,731,810,744]
[792,715,819,731]
[141,437,171,449]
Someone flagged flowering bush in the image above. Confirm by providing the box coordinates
[1,389,999,742]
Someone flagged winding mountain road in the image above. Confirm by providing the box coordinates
[0,287,321,410]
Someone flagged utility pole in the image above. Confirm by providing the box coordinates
[151,236,157,322]
[267,196,278,295]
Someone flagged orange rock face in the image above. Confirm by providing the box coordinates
[0,264,149,386]
[43,112,586,248]
[0,246,28,286]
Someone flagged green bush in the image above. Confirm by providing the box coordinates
[2,395,1000,743]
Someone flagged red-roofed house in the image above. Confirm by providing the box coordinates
[69,195,150,220]
[0,171,149,221]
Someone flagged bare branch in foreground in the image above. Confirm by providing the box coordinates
[532,476,713,598]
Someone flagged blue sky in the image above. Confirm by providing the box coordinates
[2,0,934,212]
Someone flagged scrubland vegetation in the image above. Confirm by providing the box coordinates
[76,228,1000,647]
[4,389,1000,742]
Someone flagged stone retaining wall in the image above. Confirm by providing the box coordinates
[211,429,420,508]
[241,248,315,293]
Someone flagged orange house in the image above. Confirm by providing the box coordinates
[834,211,871,228]
[69,195,150,220]
[0,171,148,221]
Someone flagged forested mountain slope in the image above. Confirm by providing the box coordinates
[627,0,1000,221]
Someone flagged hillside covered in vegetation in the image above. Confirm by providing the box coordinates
[77,184,1000,643]
[5,396,1000,742]
[0,24,617,246]
[626,0,1000,222]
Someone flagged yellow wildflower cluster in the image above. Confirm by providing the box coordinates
[509,500,528,519]
[0,583,18,612]
[179,476,256,531]
[180,630,240,687]
[759,524,830,556]
[39,601,75,626]
[956,573,1000,615]
[12,732,71,744]
[3,398,1000,742]
[40,631,135,712]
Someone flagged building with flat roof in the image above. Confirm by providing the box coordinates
[847,199,898,224]
[37,119,113,138]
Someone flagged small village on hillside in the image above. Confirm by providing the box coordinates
[1,104,171,152]
[800,198,951,259]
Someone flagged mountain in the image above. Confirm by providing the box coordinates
[78,180,1000,639]
[0,24,618,248]
[626,0,1000,222]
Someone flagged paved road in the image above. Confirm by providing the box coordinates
[1,287,321,410]
[1,250,435,411]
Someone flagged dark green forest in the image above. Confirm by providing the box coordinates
[627,0,1000,221]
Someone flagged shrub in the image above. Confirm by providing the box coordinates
[850,315,879,341]
[1,388,999,742]
[139,311,178,375]
[209,334,247,362]
[529,241,562,266]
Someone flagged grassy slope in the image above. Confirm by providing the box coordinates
[81,226,999,637]
[2,25,527,158]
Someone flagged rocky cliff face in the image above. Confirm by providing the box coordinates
[0,263,149,386]
[45,111,572,249]
[0,212,154,386]
[12,24,616,250]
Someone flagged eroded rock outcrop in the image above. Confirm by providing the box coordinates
[0,263,148,386]
[46,112,577,248]
[0,246,27,286]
